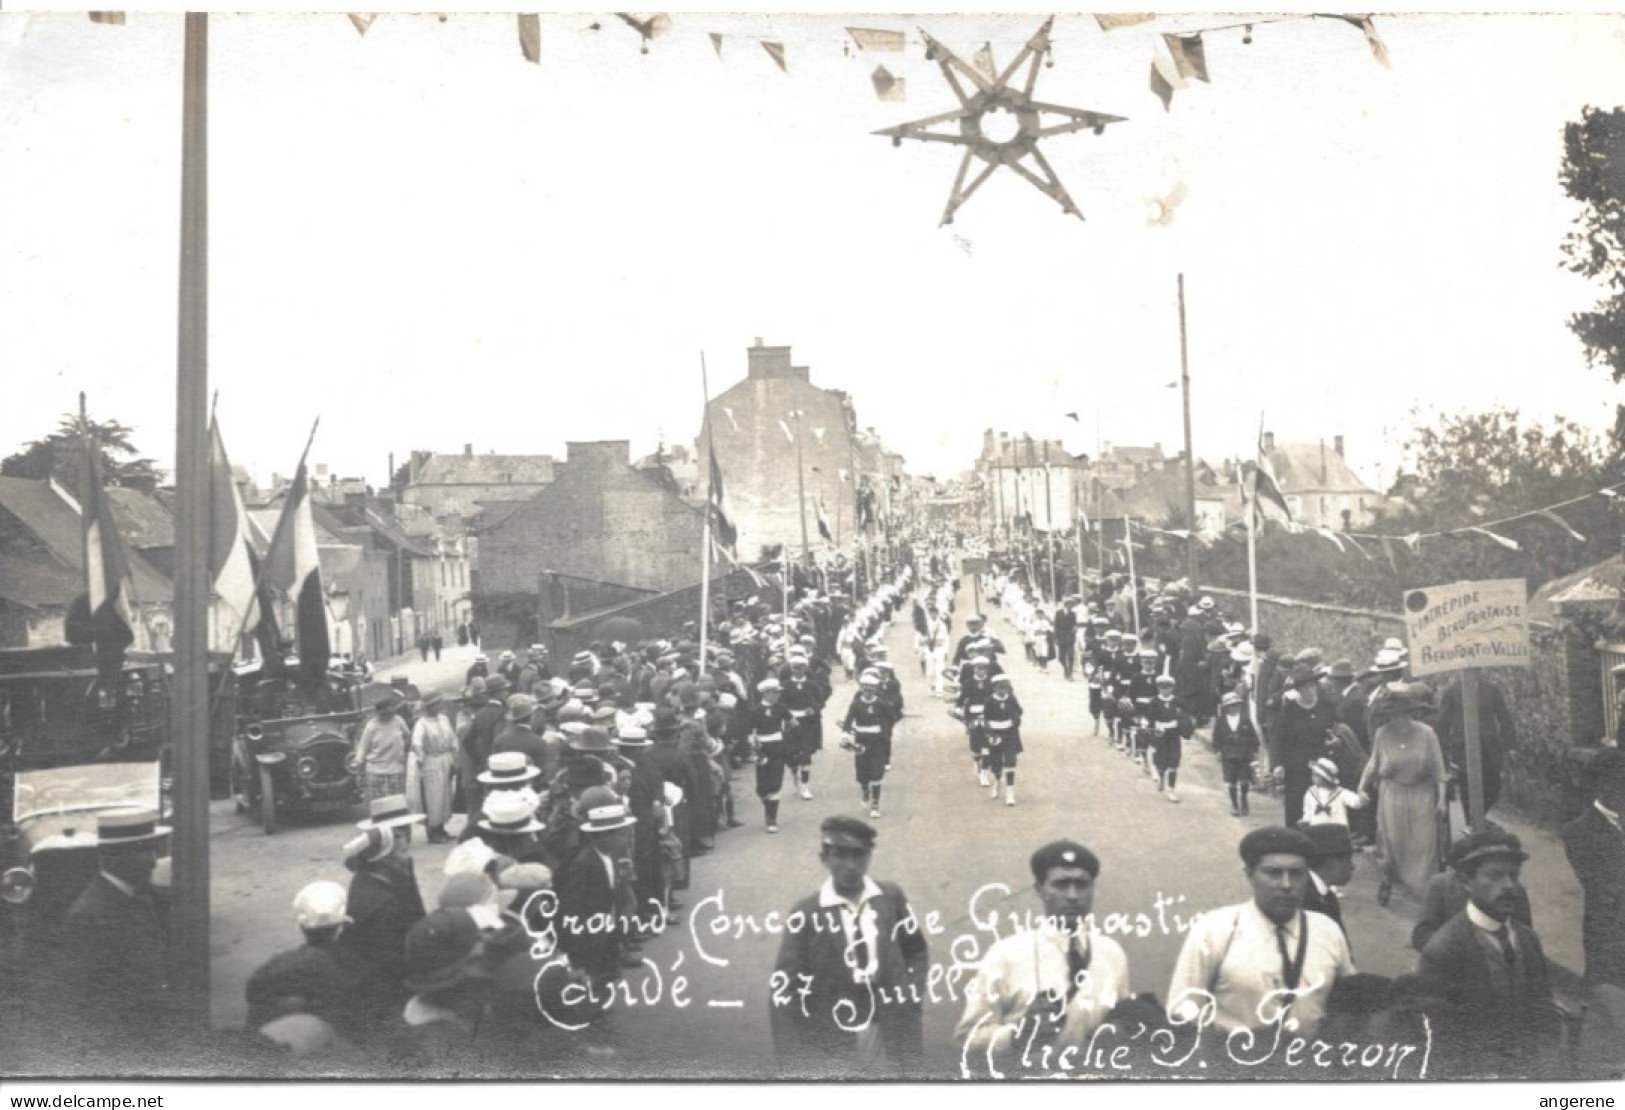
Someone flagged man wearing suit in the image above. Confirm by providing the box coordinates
[1418,829,1554,1076]
[555,785,637,988]
[1301,823,1354,939]
[1562,750,1625,990]
[770,816,929,1077]
[57,810,177,1064]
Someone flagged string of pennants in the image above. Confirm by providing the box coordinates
[80,11,1390,108]
[1124,479,1625,570]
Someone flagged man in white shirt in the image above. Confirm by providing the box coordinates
[1167,826,1355,1062]
[955,840,1130,1078]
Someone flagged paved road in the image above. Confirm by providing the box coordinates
[204,590,1588,1077]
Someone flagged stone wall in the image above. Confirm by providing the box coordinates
[546,568,786,660]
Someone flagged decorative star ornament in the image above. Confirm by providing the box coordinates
[875,17,1126,226]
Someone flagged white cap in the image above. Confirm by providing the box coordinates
[292,880,352,930]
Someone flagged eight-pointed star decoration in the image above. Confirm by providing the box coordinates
[875,17,1127,227]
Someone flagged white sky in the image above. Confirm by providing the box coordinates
[3,8,1624,494]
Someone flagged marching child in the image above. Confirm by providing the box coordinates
[840,672,900,819]
[1212,691,1261,816]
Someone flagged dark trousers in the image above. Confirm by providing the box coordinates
[1057,640,1076,677]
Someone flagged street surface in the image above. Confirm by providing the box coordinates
[205,583,1587,1079]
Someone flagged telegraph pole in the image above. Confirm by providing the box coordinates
[1179,273,1198,585]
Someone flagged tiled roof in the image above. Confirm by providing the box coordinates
[0,476,171,604]
[105,486,175,549]
[1268,444,1378,496]
[413,453,557,486]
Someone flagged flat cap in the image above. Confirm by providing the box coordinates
[819,815,877,848]
[1301,823,1355,860]
[1239,826,1315,866]
[1447,829,1528,872]
[1030,840,1100,881]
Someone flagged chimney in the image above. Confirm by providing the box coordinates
[1263,431,1275,452]
[747,341,793,380]
[754,337,763,347]
[1334,435,1345,458]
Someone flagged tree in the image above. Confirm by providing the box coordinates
[2,413,163,494]
[1559,106,1625,452]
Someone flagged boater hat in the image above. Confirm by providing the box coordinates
[479,790,545,835]
[478,751,540,786]
[95,809,170,847]
[356,794,426,831]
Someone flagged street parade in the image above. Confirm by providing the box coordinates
[4,9,1625,1098]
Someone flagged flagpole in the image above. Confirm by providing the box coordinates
[1124,525,1141,637]
[1179,272,1199,587]
[170,10,212,1038]
[1044,441,1057,602]
[698,353,714,679]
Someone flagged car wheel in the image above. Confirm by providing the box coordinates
[258,765,278,835]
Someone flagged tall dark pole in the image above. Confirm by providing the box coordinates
[1179,273,1198,586]
[791,410,810,565]
[171,10,211,1036]
[1044,440,1057,602]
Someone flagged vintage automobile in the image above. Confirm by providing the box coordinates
[228,666,365,834]
[0,760,167,923]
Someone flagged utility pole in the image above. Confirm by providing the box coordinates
[1179,273,1198,586]
[790,409,810,565]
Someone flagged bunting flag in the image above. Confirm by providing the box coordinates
[347,13,375,35]
[811,427,827,445]
[871,66,906,102]
[1162,32,1209,82]
[1538,509,1586,543]
[815,499,833,543]
[777,419,795,444]
[708,450,739,560]
[1316,527,1345,553]
[65,433,139,673]
[1332,14,1391,69]
[1380,536,1398,572]
[1471,526,1521,552]
[1095,13,1156,31]
[762,40,787,72]
[847,26,905,52]
[857,482,877,533]
[1064,411,1080,422]
[88,12,127,24]
[1603,489,1621,501]
[1150,52,1182,112]
[517,14,540,64]
[262,461,333,685]
[209,416,260,655]
[1402,533,1422,554]
[973,43,996,81]
[709,32,723,58]
[1254,425,1292,521]
[616,12,671,50]
[1344,534,1374,561]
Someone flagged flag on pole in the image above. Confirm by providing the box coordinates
[815,499,832,543]
[761,40,787,72]
[708,450,738,560]
[209,416,259,655]
[1254,426,1292,521]
[66,437,139,672]
[1162,32,1209,82]
[517,14,541,63]
[263,461,332,685]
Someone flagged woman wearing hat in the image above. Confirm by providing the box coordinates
[1358,681,1448,906]
[351,695,412,805]
[385,908,498,1076]
[340,799,428,993]
[409,693,458,844]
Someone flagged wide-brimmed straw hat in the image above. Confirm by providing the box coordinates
[356,795,426,831]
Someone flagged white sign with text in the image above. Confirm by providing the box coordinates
[1402,578,1530,676]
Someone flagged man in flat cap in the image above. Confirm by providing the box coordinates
[955,840,1130,1076]
[770,816,928,1077]
[1418,829,1554,1074]
[1167,826,1354,1048]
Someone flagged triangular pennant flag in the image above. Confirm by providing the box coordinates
[1316,527,1345,553]
[871,65,906,102]
[1064,411,1080,422]
[709,32,723,58]
[88,12,127,24]
[347,13,376,36]
[1537,509,1586,543]
[1095,13,1156,31]
[1150,53,1182,112]
[762,40,787,73]
[816,500,833,543]
[777,419,795,444]
[1331,14,1390,69]
[973,43,996,81]
[1381,536,1398,572]
[1344,534,1374,561]
[517,14,541,64]
[1602,489,1622,501]
[1471,526,1521,552]
[1162,32,1209,82]
[1402,533,1422,554]
[848,26,905,52]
